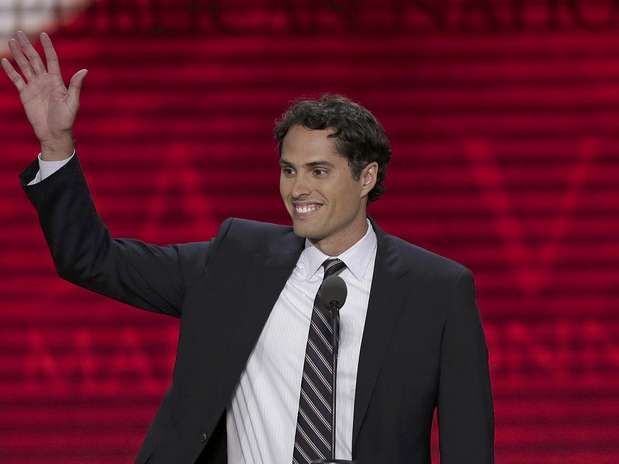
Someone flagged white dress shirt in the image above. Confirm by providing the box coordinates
[28,152,378,463]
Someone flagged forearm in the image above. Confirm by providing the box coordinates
[19,153,186,317]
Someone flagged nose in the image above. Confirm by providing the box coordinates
[290,173,311,199]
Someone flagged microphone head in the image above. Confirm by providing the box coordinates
[318,275,348,312]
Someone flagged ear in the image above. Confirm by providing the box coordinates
[360,161,378,198]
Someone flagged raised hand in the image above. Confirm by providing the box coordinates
[1,31,87,160]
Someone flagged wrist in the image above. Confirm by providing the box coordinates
[40,132,74,161]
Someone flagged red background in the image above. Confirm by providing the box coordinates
[1,1,618,463]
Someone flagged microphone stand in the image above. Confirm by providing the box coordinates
[330,302,340,462]
[312,277,355,464]
[312,303,354,464]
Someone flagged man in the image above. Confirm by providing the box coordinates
[3,30,494,464]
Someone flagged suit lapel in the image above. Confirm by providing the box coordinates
[217,227,304,402]
[242,241,305,340]
[352,218,410,450]
[215,218,411,452]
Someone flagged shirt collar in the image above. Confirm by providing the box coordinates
[298,218,377,281]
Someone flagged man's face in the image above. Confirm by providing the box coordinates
[279,125,375,247]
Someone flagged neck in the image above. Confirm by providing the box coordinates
[310,214,369,256]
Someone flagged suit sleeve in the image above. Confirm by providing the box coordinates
[27,150,76,185]
[19,152,232,318]
[438,267,495,463]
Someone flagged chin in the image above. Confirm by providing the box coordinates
[291,222,311,238]
[292,221,324,240]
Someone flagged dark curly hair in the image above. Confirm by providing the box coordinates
[273,94,391,202]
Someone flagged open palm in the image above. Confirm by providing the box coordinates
[1,30,87,144]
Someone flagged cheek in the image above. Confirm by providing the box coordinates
[279,177,288,198]
[332,181,360,207]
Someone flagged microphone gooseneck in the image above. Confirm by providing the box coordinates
[318,275,348,461]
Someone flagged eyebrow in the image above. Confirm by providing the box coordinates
[279,159,336,168]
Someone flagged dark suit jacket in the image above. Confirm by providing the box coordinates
[20,153,494,464]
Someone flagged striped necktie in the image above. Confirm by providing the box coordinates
[292,258,347,464]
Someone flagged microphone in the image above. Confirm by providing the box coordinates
[315,276,355,464]
[319,275,347,313]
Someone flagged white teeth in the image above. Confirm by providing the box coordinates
[295,205,321,214]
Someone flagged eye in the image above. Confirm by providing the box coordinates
[281,167,295,176]
[313,168,328,177]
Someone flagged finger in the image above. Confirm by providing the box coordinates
[1,57,26,92]
[8,37,34,82]
[40,32,61,76]
[67,69,88,108]
[16,30,46,75]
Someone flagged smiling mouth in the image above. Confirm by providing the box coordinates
[293,203,322,216]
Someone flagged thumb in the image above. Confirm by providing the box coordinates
[67,69,88,109]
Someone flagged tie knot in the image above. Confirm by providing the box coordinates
[322,258,346,279]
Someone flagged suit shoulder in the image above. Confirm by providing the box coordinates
[223,217,292,237]
[217,217,293,252]
[384,233,469,280]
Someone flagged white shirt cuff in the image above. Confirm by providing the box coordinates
[27,149,76,186]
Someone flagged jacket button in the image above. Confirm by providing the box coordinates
[201,432,208,443]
